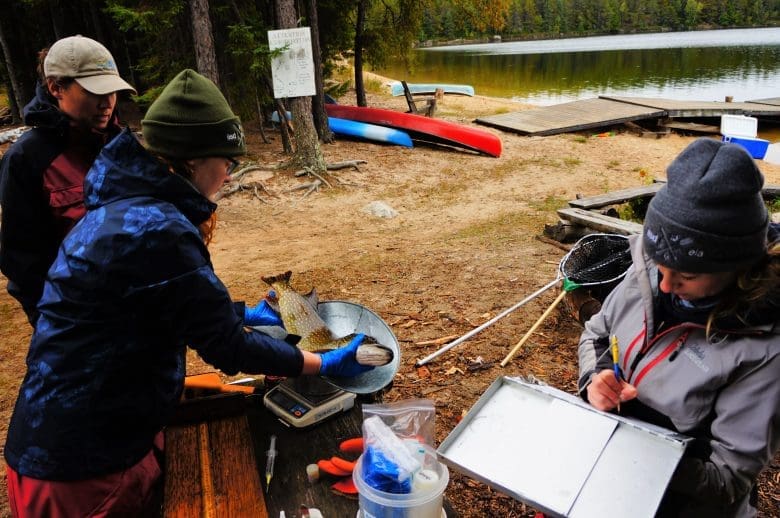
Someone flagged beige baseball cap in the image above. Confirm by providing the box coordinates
[44,35,136,95]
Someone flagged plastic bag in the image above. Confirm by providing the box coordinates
[360,399,436,494]
[362,398,436,446]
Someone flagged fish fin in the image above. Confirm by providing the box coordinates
[304,288,319,307]
[261,270,293,287]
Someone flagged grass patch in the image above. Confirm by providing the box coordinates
[767,197,780,214]
[363,76,385,94]
[563,157,582,167]
[573,136,588,143]
[528,194,569,212]
[454,210,546,242]
[607,160,620,169]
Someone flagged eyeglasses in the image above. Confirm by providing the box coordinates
[227,157,240,175]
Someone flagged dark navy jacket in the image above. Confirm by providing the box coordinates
[0,83,122,323]
[4,130,303,480]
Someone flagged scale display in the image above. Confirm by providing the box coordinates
[264,378,356,428]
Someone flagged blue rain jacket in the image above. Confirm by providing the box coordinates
[4,129,303,481]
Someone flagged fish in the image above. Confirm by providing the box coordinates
[261,271,394,367]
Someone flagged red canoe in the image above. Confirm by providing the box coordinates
[324,104,502,157]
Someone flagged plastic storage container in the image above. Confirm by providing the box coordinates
[722,135,770,160]
[720,114,758,138]
[354,445,449,518]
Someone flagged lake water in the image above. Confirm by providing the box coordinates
[377,27,780,106]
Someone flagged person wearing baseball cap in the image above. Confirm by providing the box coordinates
[4,69,371,516]
[578,138,780,516]
[0,35,136,326]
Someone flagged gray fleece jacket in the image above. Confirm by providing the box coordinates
[578,235,780,517]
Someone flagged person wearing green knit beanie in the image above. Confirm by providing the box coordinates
[4,68,371,515]
[142,68,246,158]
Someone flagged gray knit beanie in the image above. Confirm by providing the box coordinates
[141,69,245,159]
[643,138,768,273]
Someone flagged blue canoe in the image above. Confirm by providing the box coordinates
[390,82,475,97]
[271,111,413,148]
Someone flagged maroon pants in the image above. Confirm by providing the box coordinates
[6,434,163,518]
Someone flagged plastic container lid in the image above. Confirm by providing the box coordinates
[720,114,758,138]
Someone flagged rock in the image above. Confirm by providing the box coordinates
[363,201,398,218]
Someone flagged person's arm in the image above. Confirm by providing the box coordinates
[0,137,60,324]
[668,352,780,506]
[577,297,615,398]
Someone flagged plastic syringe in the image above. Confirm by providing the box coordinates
[265,435,277,493]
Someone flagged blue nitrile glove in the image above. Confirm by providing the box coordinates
[363,446,412,494]
[318,333,374,378]
[244,300,284,327]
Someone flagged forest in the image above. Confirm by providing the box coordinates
[1,0,779,126]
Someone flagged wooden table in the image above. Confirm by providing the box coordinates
[246,395,363,517]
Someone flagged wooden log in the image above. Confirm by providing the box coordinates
[557,207,643,235]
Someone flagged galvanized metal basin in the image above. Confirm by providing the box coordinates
[317,300,400,394]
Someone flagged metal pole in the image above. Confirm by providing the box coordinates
[415,277,561,366]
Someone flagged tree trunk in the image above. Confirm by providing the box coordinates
[275,0,326,172]
[188,0,220,86]
[0,13,24,121]
[306,0,333,143]
[354,0,367,107]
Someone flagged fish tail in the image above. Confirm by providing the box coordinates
[261,270,293,287]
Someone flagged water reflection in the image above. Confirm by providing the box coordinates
[376,29,780,105]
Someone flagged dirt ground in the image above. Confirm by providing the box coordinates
[0,78,779,517]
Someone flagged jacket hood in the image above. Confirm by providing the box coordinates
[23,82,70,129]
[84,129,216,226]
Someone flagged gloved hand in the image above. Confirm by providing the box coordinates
[319,334,374,378]
[244,299,284,327]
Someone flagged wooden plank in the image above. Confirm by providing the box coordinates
[658,120,720,134]
[747,97,780,107]
[557,207,643,235]
[602,96,780,117]
[569,184,663,209]
[164,412,268,518]
[476,98,665,136]
[401,80,419,114]
[164,425,203,518]
[210,416,267,517]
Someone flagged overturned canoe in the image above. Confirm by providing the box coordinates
[390,82,475,97]
[271,111,412,147]
[324,104,502,157]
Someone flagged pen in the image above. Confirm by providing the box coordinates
[265,434,277,493]
[610,335,621,413]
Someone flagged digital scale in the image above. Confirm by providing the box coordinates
[263,376,356,428]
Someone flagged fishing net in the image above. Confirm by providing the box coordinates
[559,233,632,294]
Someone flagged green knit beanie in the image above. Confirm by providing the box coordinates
[142,69,246,159]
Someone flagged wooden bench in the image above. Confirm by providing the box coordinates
[401,80,437,117]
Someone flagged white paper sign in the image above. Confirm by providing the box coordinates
[268,27,316,98]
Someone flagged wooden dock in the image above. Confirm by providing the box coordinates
[476,96,780,136]
[557,182,780,235]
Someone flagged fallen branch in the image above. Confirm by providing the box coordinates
[535,234,573,252]
[326,160,367,171]
[416,335,459,346]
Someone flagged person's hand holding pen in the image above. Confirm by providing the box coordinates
[586,336,638,412]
